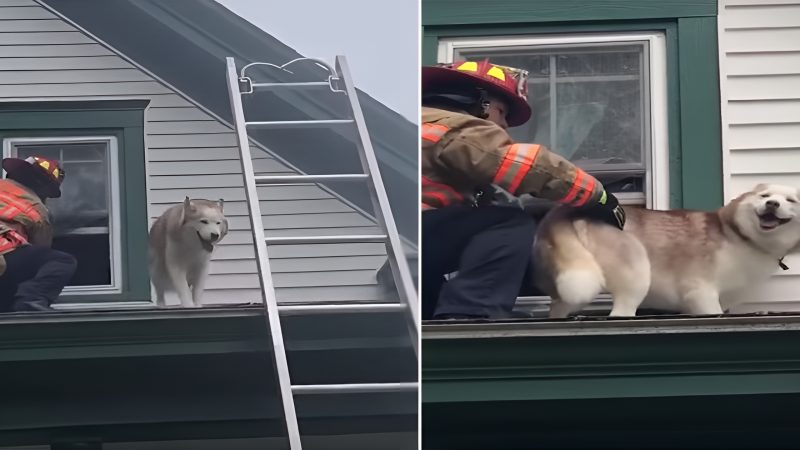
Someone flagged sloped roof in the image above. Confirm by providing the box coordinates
[42,0,418,242]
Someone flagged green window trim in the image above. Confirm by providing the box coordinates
[422,0,723,209]
[0,100,151,302]
[422,0,717,26]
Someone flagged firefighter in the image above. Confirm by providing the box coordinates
[0,156,76,312]
[421,59,626,320]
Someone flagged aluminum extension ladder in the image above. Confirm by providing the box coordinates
[224,56,419,449]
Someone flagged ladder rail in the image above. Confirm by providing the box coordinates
[251,81,330,88]
[265,234,387,245]
[335,55,420,358]
[255,174,368,184]
[238,57,345,94]
[225,57,303,450]
[279,302,406,316]
[226,56,420,449]
[246,119,354,128]
[292,382,418,395]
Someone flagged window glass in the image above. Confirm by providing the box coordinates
[455,42,650,198]
[10,139,116,289]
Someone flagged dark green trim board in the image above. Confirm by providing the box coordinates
[423,330,800,403]
[0,100,151,302]
[678,17,723,210]
[665,22,684,208]
[0,307,417,446]
[421,32,439,66]
[422,316,800,449]
[422,1,724,209]
[422,0,717,26]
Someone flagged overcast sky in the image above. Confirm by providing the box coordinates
[215,0,419,123]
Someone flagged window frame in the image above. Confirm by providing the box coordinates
[3,135,124,295]
[0,100,151,304]
[438,31,670,209]
[423,17,723,211]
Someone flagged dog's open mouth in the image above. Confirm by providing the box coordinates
[758,212,791,230]
[197,231,215,252]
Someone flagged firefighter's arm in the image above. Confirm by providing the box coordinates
[27,221,53,247]
[437,119,605,207]
[27,207,54,247]
[437,119,626,229]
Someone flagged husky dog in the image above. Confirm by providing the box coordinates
[149,197,228,308]
[533,184,800,317]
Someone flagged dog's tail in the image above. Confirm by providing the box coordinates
[534,209,606,311]
[536,205,651,317]
[552,219,606,309]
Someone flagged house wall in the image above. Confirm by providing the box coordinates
[718,0,800,312]
[0,0,398,306]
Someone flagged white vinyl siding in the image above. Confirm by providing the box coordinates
[0,0,395,306]
[719,0,800,312]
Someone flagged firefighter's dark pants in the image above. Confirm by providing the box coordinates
[422,205,536,320]
[0,244,77,312]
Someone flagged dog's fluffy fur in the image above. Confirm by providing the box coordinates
[148,197,228,308]
[533,184,800,317]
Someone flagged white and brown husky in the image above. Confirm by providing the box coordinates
[533,184,800,317]
[148,197,228,308]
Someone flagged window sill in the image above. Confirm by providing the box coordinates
[0,304,262,325]
[52,300,155,310]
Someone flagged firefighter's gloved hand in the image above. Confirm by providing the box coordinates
[580,191,626,230]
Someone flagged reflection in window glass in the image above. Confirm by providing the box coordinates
[456,43,649,196]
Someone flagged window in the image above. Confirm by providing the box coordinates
[0,100,151,304]
[3,136,122,294]
[439,32,669,209]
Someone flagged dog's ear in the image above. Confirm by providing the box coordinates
[753,183,770,193]
[218,198,224,212]
[183,196,197,213]
[219,217,229,242]
[179,196,189,225]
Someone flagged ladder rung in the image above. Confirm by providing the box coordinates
[292,382,418,395]
[245,119,353,128]
[279,303,405,316]
[265,235,387,245]
[255,174,368,185]
[250,81,331,89]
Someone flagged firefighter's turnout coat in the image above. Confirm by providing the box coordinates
[421,106,605,210]
[0,178,52,255]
